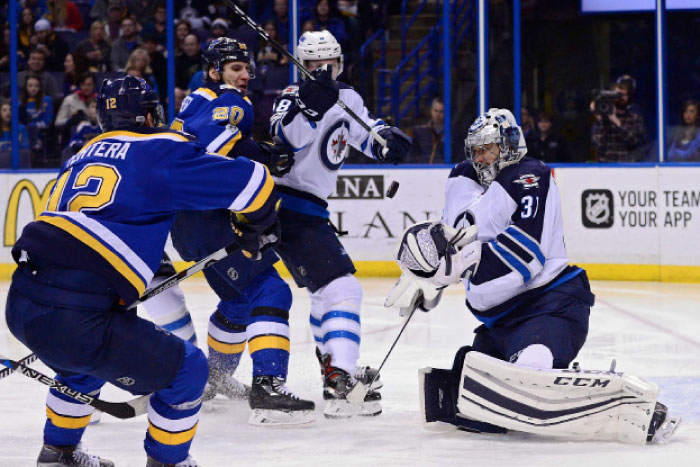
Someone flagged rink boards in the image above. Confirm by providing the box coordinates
[1,166,699,282]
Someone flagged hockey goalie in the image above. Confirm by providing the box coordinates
[385,108,680,445]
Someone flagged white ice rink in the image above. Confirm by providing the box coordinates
[1,277,699,467]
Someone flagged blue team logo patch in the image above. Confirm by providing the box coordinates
[320,119,351,171]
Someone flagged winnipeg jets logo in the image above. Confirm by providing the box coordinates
[513,174,540,189]
[320,119,351,171]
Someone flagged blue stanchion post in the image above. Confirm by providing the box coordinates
[290,0,298,84]
[477,0,489,115]
[655,0,667,163]
[9,0,19,169]
[166,0,175,123]
[443,0,452,163]
[513,0,521,124]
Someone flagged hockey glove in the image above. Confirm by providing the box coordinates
[373,126,412,165]
[258,137,295,176]
[295,66,339,121]
[230,210,281,260]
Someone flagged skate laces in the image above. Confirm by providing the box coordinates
[71,444,101,467]
[271,378,301,400]
[175,455,199,467]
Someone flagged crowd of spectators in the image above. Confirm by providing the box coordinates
[0,0,388,167]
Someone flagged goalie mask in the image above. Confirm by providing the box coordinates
[464,108,527,188]
[296,31,344,79]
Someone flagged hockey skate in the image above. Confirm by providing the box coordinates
[647,402,681,444]
[37,443,114,467]
[248,375,315,426]
[201,369,250,402]
[146,455,198,467]
[322,365,382,418]
[316,348,383,393]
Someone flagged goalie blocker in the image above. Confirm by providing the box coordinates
[420,348,680,444]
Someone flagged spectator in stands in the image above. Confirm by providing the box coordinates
[24,0,48,22]
[359,0,387,36]
[124,47,159,94]
[44,0,84,32]
[125,0,160,27]
[1,24,23,72]
[312,0,348,48]
[526,112,569,163]
[520,106,534,139]
[19,7,36,52]
[175,33,201,89]
[20,73,54,164]
[172,86,185,115]
[616,74,643,117]
[174,19,192,56]
[269,0,290,45]
[142,35,167,101]
[301,19,315,34]
[111,15,143,71]
[62,52,88,95]
[591,81,648,162]
[407,97,445,163]
[141,3,167,50]
[18,48,61,99]
[75,20,112,72]
[105,0,127,42]
[208,18,229,46]
[0,98,31,158]
[63,98,100,161]
[30,18,69,71]
[337,0,362,54]
[257,20,288,67]
[55,72,96,127]
[667,99,700,162]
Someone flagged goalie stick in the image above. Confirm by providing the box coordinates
[223,0,388,152]
[0,357,149,419]
[346,297,420,406]
[0,352,37,380]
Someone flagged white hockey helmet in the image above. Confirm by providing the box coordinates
[464,108,527,187]
[296,30,344,78]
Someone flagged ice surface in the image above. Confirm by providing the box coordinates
[1,278,699,466]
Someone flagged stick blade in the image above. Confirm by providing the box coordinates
[346,382,369,407]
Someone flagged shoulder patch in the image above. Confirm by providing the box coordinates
[512,173,540,189]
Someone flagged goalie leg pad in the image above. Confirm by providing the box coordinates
[456,351,660,444]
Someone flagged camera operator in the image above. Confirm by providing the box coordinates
[590,82,647,162]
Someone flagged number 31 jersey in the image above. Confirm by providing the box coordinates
[442,157,580,326]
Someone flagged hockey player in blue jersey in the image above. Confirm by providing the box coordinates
[166,37,315,426]
[4,76,281,467]
[387,108,680,444]
[269,31,412,417]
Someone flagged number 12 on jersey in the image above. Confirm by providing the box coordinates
[47,163,122,213]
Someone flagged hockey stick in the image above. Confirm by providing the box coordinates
[224,0,388,150]
[130,232,278,309]
[0,352,38,380]
[0,357,149,419]
[346,298,420,406]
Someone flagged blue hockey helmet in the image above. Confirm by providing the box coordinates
[202,37,255,80]
[97,76,164,132]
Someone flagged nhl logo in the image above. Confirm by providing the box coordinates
[227,267,239,281]
[581,189,614,228]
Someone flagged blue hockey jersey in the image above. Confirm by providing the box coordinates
[171,81,254,156]
[13,127,274,304]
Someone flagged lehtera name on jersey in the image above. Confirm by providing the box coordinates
[67,140,131,166]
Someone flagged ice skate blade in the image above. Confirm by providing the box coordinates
[650,415,681,444]
[248,408,315,426]
[324,399,382,419]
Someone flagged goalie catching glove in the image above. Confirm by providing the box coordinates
[396,221,480,287]
[386,221,480,315]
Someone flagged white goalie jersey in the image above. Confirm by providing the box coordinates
[270,82,388,202]
[442,157,582,326]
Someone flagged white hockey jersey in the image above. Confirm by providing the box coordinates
[443,157,582,326]
[269,82,387,212]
